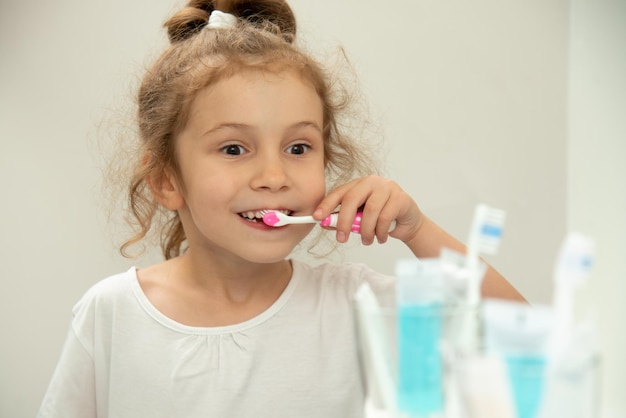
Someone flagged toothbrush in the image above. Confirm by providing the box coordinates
[550,232,594,359]
[539,233,595,418]
[354,282,397,414]
[459,203,506,352]
[465,203,506,304]
[261,210,396,234]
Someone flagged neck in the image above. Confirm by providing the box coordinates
[175,251,293,305]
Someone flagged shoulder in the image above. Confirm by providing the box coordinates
[71,267,137,320]
[76,267,136,302]
[66,267,138,353]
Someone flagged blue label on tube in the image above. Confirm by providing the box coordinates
[397,302,444,415]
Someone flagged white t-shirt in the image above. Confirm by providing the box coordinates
[38,260,395,418]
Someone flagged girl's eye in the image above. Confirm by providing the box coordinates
[220,144,246,156]
[286,143,310,155]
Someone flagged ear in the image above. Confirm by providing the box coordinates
[148,167,185,211]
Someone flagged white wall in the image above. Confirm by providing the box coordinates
[0,0,569,416]
[569,0,626,416]
[0,2,175,415]
[291,1,568,305]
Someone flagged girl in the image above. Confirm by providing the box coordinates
[38,1,524,417]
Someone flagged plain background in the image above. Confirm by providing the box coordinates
[0,0,623,416]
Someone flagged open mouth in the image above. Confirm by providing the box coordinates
[238,209,292,223]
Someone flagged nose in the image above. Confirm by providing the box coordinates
[249,153,290,192]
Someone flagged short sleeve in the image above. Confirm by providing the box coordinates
[37,325,96,418]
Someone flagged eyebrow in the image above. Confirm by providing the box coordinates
[202,121,323,137]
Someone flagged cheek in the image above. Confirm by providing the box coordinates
[309,168,327,204]
[179,167,236,208]
[197,177,239,207]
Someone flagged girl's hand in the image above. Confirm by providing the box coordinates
[313,175,423,245]
[314,176,526,301]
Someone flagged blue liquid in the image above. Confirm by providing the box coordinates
[505,354,547,418]
[397,303,443,415]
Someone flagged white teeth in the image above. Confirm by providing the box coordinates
[240,209,291,221]
[268,209,291,216]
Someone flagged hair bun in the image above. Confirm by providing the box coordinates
[231,0,296,39]
[165,1,213,43]
[164,0,296,44]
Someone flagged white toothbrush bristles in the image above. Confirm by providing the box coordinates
[464,204,506,315]
[469,204,506,257]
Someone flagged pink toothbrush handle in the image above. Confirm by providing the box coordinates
[320,211,361,232]
[320,211,396,234]
[321,211,362,233]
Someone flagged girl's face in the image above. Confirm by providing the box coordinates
[167,70,326,265]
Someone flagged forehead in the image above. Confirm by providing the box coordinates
[201,68,319,100]
[185,69,324,128]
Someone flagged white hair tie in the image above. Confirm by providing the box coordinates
[206,10,238,29]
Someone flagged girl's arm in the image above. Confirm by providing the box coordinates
[403,215,526,301]
[314,175,526,302]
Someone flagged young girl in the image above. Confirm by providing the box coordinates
[38,1,524,417]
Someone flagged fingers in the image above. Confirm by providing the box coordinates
[314,175,404,245]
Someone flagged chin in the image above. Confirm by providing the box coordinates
[240,246,295,265]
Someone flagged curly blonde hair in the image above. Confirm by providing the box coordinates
[121,0,375,259]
